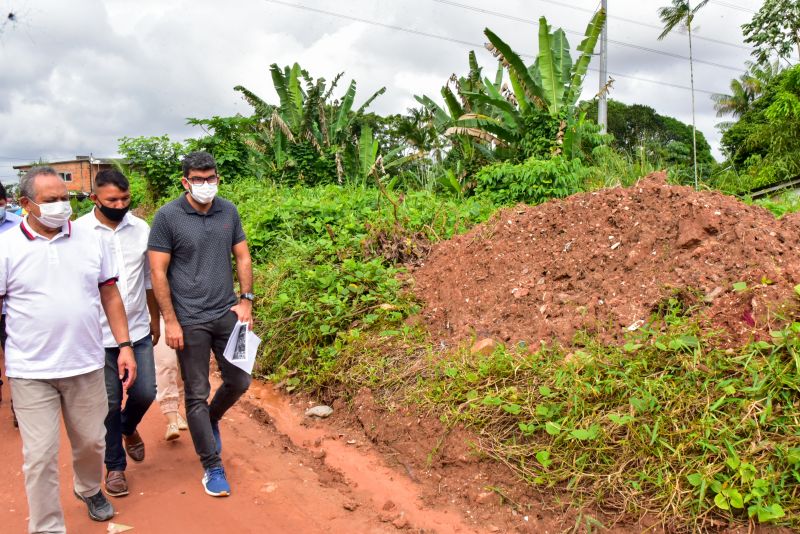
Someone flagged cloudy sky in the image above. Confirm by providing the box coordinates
[0,0,760,183]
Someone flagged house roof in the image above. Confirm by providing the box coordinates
[12,157,122,170]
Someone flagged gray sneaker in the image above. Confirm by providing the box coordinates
[74,490,115,521]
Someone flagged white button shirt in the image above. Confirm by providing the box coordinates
[0,218,118,379]
[75,209,153,348]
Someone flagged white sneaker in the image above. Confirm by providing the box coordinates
[177,412,189,431]
[165,423,180,441]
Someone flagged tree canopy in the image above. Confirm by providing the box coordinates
[742,0,800,67]
[584,99,713,170]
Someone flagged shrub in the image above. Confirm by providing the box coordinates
[473,155,588,205]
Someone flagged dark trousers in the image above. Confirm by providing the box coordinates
[104,335,157,471]
[177,311,251,470]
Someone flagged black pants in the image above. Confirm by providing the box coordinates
[177,311,251,469]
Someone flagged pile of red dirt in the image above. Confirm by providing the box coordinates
[413,172,800,347]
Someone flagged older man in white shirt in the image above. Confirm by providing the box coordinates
[76,169,159,499]
[0,166,137,533]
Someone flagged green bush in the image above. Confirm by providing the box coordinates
[473,155,588,205]
[221,179,496,383]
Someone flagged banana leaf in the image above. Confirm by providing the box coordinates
[462,91,520,128]
[484,28,544,105]
[414,95,452,131]
[564,9,606,109]
[537,17,564,116]
[441,86,464,121]
[333,80,357,137]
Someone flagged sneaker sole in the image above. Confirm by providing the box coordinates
[202,478,230,497]
[73,491,115,521]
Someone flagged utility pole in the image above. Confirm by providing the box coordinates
[598,0,608,134]
[687,0,699,190]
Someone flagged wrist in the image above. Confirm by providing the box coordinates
[118,340,133,349]
[239,292,255,302]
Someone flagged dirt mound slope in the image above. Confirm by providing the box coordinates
[414,172,800,347]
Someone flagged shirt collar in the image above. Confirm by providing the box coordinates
[88,207,132,231]
[20,216,72,241]
[179,192,222,215]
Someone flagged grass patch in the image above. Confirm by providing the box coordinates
[330,300,800,531]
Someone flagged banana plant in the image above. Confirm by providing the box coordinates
[415,51,509,168]
[415,10,605,166]
[234,62,386,184]
[483,10,606,117]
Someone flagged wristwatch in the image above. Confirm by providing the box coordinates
[239,292,255,302]
[119,341,133,349]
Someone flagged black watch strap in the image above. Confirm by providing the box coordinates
[119,341,133,349]
[240,292,255,301]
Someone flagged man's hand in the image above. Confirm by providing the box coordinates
[165,320,184,350]
[231,299,253,330]
[150,320,161,346]
[118,346,137,390]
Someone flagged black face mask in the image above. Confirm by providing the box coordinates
[97,203,129,222]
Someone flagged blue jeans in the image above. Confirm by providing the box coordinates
[104,335,156,471]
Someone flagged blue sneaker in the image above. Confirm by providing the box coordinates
[202,466,230,497]
[210,418,222,454]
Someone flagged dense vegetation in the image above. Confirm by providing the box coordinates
[116,5,800,530]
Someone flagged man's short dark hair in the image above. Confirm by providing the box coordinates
[94,169,129,191]
[182,151,217,177]
[0,182,7,200]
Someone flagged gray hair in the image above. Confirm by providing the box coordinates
[20,166,58,200]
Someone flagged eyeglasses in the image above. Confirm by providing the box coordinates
[187,175,219,185]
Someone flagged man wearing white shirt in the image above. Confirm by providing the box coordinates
[76,169,159,498]
[0,166,137,533]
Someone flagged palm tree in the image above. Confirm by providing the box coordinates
[712,77,752,119]
[711,61,781,130]
[658,0,710,189]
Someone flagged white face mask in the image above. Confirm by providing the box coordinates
[31,200,72,229]
[189,182,217,205]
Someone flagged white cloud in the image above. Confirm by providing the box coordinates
[0,0,763,181]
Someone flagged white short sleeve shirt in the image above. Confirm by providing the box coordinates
[75,209,152,347]
[0,218,119,379]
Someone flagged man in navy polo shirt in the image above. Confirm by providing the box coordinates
[0,166,137,533]
[148,151,253,498]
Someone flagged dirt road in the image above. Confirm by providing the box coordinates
[0,341,482,534]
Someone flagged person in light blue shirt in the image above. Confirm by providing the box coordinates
[0,182,22,418]
[0,184,23,234]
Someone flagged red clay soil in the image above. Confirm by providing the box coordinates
[413,172,800,348]
[0,341,489,534]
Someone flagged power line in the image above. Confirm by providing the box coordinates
[708,0,756,14]
[483,0,751,50]
[431,0,745,72]
[262,0,721,95]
